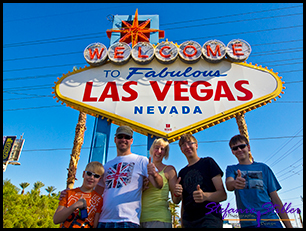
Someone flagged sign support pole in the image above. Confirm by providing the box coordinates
[235,113,253,162]
[66,67,88,189]
[67,111,87,189]
[88,116,111,165]
[235,113,249,140]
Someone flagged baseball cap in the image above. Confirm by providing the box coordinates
[115,125,133,137]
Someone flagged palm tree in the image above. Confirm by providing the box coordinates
[169,200,180,228]
[66,66,87,189]
[19,182,30,195]
[235,112,253,163]
[45,186,56,197]
[33,181,45,194]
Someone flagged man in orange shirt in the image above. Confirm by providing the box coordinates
[53,161,104,228]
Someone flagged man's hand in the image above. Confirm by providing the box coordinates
[234,169,246,189]
[142,177,149,191]
[58,189,68,201]
[193,184,207,203]
[174,177,183,197]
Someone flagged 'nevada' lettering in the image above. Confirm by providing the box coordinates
[134,106,202,115]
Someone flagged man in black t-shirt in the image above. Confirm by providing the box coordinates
[173,133,227,228]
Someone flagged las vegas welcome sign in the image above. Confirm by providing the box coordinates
[53,38,284,142]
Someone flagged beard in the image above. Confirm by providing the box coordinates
[116,142,130,152]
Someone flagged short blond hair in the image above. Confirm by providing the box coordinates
[149,138,170,160]
[85,161,104,176]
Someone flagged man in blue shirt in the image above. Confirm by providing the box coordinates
[225,134,293,228]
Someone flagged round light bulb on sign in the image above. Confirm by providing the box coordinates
[202,40,227,63]
[108,42,131,65]
[226,39,251,62]
[155,41,179,64]
[179,41,202,63]
[84,43,108,66]
[131,42,155,65]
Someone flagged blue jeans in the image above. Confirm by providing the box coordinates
[182,213,223,228]
[97,222,139,228]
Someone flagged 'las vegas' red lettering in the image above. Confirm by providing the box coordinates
[214,81,235,101]
[174,81,189,101]
[98,82,120,101]
[190,81,213,101]
[235,80,253,100]
[150,81,172,101]
[83,81,138,102]
[122,81,138,101]
[83,80,253,103]
[83,82,98,102]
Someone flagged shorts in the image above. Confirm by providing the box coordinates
[182,213,223,228]
[140,221,172,228]
[97,222,139,228]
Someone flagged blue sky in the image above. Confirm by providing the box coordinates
[3,3,303,227]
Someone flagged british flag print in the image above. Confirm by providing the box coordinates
[105,162,135,189]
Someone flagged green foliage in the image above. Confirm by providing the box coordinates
[19,182,30,195]
[45,186,57,196]
[3,179,60,228]
[33,181,45,194]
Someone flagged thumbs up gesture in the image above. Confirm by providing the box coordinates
[234,169,246,189]
[76,195,87,209]
[193,184,207,203]
[174,177,183,197]
[147,156,158,178]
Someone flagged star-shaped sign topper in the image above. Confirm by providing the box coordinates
[106,9,164,47]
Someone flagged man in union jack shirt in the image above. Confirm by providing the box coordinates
[95,126,163,228]
[105,161,135,189]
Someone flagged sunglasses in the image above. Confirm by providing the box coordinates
[231,144,248,151]
[181,142,196,148]
[116,134,132,140]
[85,171,101,179]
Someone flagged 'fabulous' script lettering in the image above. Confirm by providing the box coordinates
[125,67,227,80]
